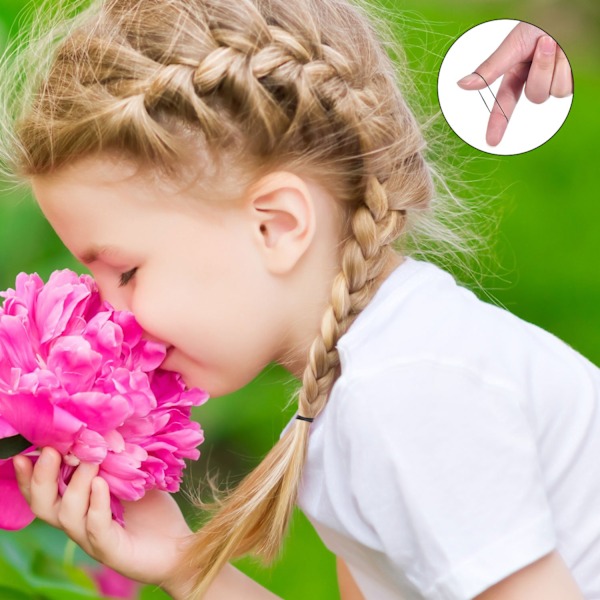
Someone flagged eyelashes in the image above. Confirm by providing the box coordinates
[118,268,138,288]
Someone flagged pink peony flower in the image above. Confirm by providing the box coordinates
[0,269,209,530]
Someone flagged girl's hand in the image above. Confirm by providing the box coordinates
[12,446,194,590]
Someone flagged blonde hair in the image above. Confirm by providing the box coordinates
[0,0,497,596]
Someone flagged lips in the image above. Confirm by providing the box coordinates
[160,346,175,369]
[160,347,190,390]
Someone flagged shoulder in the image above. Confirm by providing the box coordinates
[332,350,599,471]
[337,258,600,407]
[333,357,528,431]
[327,360,537,493]
[324,362,559,599]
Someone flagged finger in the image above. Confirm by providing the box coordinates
[58,461,99,543]
[87,476,121,557]
[13,455,33,503]
[29,447,61,526]
[486,63,528,146]
[457,22,537,90]
[550,48,573,97]
[525,36,556,104]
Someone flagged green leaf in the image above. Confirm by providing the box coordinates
[0,435,33,459]
[0,586,31,600]
[28,583,101,600]
[0,539,100,599]
[0,553,31,592]
[140,585,171,599]
[32,550,96,591]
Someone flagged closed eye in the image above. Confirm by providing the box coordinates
[118,268,138,288]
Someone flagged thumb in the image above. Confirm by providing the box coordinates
[457,22,540,90]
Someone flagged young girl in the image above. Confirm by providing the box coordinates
[0,0,596,599]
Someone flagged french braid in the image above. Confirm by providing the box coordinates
[0,0,437,597]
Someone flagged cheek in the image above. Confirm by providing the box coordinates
[130,274,209,349]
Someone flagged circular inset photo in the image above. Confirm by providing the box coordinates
[438,19,574,156]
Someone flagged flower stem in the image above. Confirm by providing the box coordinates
[63,538,77,568]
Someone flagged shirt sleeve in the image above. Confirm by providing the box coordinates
[338,359,557,600]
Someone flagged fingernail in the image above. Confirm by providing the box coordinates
[540,36,556,54]
[457,73,479,87]
[39,447,54,464]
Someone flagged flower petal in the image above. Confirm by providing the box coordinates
[0,388,84,453]
[0,459,36,530]
[47,336,103,393]
[0,314,38,372]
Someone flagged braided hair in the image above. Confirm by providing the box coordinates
[0,0,459,596]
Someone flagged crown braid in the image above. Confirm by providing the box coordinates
[0,0,435,596]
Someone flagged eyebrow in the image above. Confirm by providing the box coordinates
[79,245,123,265]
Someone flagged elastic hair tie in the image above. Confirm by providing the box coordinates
[296,415,314,423]
[472,71,509,122]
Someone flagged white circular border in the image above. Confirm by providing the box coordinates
[437,19,574,156]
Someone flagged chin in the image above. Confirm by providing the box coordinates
[161,351,260,398]
[164,363,215,396]
[187,371,247,399]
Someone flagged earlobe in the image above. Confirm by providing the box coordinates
[249,172,316,275]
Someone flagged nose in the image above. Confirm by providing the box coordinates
[95,280,131,313]
[92,278,170,349]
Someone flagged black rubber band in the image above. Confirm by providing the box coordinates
[296,415,314,423]
[472,71,509,122]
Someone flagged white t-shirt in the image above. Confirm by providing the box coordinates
[281,256,600,599]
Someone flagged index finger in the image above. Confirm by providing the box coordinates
[458,22,542,90]
[28,447,61,526]
[13,454,34,502]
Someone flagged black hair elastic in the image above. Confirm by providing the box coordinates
[472,71,509,122]
[296,415,314,423]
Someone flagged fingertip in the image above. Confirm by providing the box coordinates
[486,126,504,147]
[457,73,486,89]
[538,35,556,56]
[13,454,30,475]
[456,74,473,87]
[39,446,59,465]
[88,477,113,533]
[13,455,32,499]
[90,476,110,510]
[92,475,106,492]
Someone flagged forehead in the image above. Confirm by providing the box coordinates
[28,155,219,263]
[32,154,181,198]
[30,152,251,213]
[28,154,258,264]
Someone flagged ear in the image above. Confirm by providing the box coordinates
[248,171,316,275]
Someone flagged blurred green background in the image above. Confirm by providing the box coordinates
[0,0,598,598]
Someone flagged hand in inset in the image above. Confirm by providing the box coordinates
[457,22,573,146]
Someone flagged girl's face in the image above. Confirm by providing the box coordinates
[30,155,341,397]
